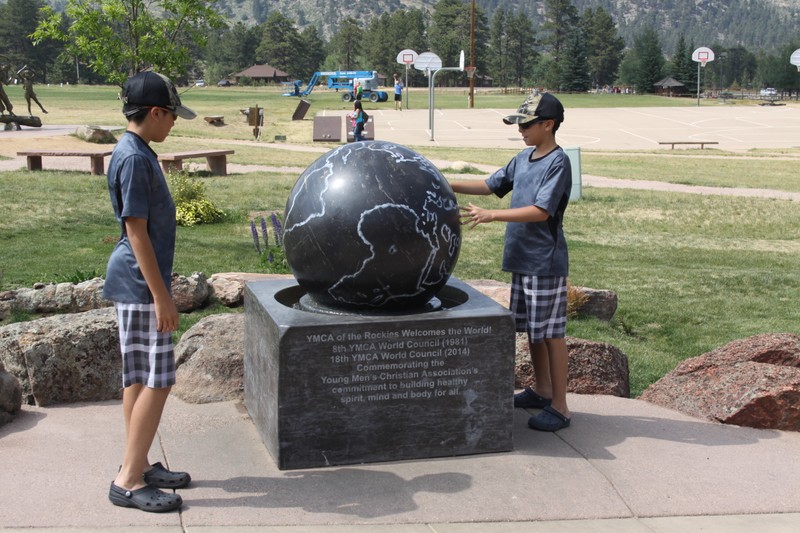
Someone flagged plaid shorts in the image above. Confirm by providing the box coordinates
[115,303,176,389]
[509,274,567,343]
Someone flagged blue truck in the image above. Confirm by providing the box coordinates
[285,71,389,102]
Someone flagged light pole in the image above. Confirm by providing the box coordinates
[469,0,475,108]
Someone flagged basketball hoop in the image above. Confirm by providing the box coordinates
[692,47,714,69]
[465,66,477,79]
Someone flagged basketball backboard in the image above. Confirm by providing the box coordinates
[791,48,800,70]
[414,52,442,71]
[396,49,418,66]
[692,47,715,65]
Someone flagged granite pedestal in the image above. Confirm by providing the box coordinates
[244,277,515,470]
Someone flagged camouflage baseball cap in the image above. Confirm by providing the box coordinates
[502,92,564,126]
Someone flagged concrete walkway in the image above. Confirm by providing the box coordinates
[2,394,800,531]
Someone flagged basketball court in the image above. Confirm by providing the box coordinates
[359,103,800,151]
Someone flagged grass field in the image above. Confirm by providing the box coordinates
[1,84,798,397]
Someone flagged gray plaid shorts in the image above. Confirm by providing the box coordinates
[509,274,567,343]
[115,303,176,388]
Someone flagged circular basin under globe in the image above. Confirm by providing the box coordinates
[283,141,461,311]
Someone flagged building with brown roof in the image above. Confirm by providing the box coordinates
[233,64,290,84]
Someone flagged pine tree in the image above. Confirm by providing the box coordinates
[326,18,361,71]
[560,28,590,92]
[632,26,665,94]
[256,12,304,77]
[0,0,50,75]
[671,35,689,82]
[680,39,697,94]
[489,8,508,87]
[542,0,579,63]
[505,12,537,87]
[582,6,624,89]
[428,0,488,86]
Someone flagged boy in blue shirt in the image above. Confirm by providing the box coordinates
[449,92,572,431]
[104,72,196,512]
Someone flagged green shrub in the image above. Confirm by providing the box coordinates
[167,169,225,226]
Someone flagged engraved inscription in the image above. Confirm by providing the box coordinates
[304,326,490,404]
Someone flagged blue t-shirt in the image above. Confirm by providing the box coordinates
[394,81,403,95]
[484,146,571,276]
[102,131,176,303]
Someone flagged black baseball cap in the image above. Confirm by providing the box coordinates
[122,71,196,120]
[503,92,564,126]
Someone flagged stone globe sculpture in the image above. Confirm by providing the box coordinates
[283,141,461,311]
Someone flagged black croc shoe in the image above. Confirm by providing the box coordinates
[144,462,191,489]
[528,406,571,432]
[108,482,182,512]
[513,386,552,409]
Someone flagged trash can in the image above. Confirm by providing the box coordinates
[563,146,582,200]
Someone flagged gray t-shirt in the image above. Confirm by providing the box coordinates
[102,132,176,303]
[484,146,571,276]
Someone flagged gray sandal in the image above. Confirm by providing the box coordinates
[108,482,182,512]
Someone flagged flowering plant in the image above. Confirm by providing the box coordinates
[250,213,289,274]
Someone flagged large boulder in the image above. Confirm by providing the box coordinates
[9,275,209,315]
[0,290,14,322]
[173,313,244,403]
[75,125,117,144]
[10,278,109,314]
[0,308,120,406]
[514,335,630,397]
[171,272,210,312]
[0,360,22,427]
[469,279,617,321]
[640,333,800,431]
[207,272,292,307]
[575,288,617,322]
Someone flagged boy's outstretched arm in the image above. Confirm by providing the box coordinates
[449,179,492,195]
[460,203,549,229]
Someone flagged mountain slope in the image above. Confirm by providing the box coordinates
[24,0,800,52]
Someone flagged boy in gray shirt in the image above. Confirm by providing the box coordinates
[449,92,572,431]
[104,72,196,512]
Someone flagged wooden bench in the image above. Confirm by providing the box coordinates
[17,150,113,175]
[203,115,224,125]
[658,141,719,150]
[158,149,234,176]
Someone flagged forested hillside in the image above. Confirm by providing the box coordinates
[24,0,799,53]
[3,0,797,91]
